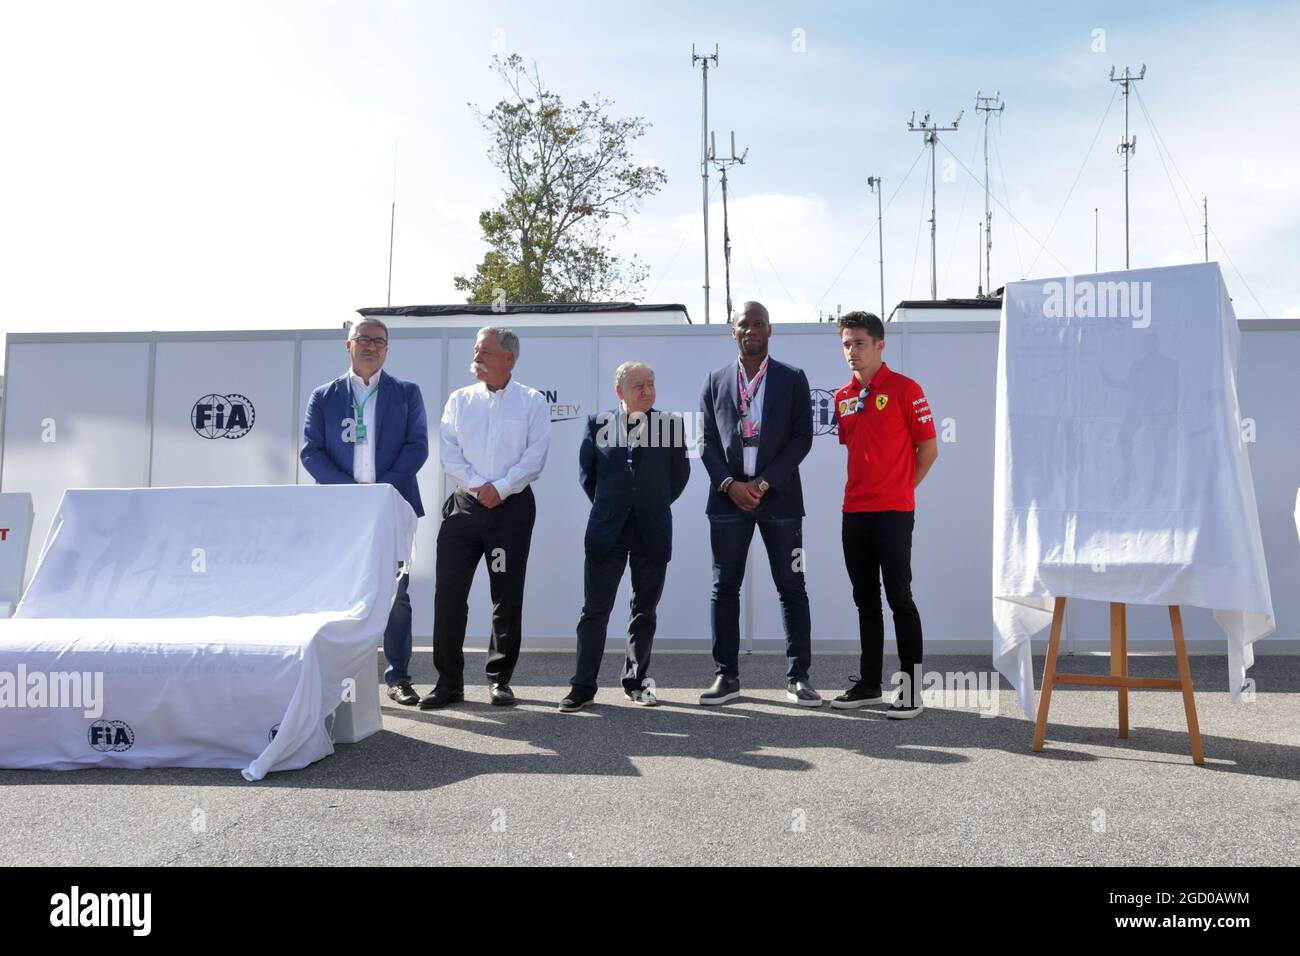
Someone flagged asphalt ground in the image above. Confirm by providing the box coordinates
[1,651,1296,867]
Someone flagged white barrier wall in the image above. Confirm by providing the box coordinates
[3,321,1297,651]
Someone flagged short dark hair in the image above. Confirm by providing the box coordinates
[839,311,884,341]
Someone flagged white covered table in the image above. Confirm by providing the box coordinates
[0,484,415,779]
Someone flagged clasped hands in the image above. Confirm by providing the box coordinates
[727,479,766,512]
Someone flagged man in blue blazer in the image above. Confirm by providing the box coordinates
[559,361,690,712]
[300,319,429,706]
[698,301,817,707]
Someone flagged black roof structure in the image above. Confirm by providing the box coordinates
[359,302,691,323]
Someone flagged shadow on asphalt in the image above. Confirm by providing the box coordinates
[5,652,1296,788]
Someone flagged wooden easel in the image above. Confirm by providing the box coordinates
[1032,598,1205,765]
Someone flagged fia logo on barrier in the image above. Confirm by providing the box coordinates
[809,389,839,437]
[88,719,134,752]
[191,394,255,439]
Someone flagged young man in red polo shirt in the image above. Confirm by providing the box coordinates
[831,312,939,718]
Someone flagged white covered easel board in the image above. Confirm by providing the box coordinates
[992,262,1274,722]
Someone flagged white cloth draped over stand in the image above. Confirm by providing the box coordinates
[993,263,1274,717]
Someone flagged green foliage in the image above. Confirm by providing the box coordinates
[454,55,667,304]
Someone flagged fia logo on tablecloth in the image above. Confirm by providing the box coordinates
[88,719,134,752]
[191,394,256,439]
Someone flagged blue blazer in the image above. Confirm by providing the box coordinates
[300,371,429,517]
[699,356,813,518]
[579,409,690,561]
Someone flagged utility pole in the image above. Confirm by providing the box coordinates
[708,130,748,324]
[907,109,963,300]
[978,220,984,297]
[386,146,397,307]
[867,175,884,319]
[1203,196,1209,262]
[1109,64,1145,269]
[975,91,1004,296]
[692,44,719,323]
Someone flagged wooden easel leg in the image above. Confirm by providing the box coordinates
[1111,602,1129,739]
[1032,597,1067,752]
[1168,605,1205,765]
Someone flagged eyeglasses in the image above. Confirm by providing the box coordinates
[352,335,388,348]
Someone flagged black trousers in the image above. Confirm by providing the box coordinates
[571,512,667,697]
[842,510,923,703]
[432,486,536,689]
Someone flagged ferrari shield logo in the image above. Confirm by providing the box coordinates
[875,394,889,411]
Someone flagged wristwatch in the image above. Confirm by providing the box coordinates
[757,477,771,493]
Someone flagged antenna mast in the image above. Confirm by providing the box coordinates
[867,176,884,319]
[708,130,748,324]
[975,91,1004,296]
[387,145,397,307]
[1109,64,1146,269]
[907,108,963,300]
[1203,196,1209,262]
[692,44,719,323]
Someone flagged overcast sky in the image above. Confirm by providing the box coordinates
[2,0,1297,362]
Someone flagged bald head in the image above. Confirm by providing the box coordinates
[733,299,772,362]
[740,301,770,326]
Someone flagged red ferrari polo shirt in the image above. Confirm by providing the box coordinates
[833,362,936,512]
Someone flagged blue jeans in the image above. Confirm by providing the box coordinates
[383,567,413,686]
[709,513,812,682]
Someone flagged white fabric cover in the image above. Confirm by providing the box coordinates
[993,263,1274,716]
[0,484,415,779]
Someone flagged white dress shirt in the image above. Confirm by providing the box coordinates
[440,378,551,499]
[737,358,767,477]
[349,369,381,484]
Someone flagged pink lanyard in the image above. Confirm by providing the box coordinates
[737,359,768,417]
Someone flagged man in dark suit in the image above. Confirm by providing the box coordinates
[560,361,690,712]
[300,318,429,706]
[698,301,818,706]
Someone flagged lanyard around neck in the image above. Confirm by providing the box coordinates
[618,410,642,470]
[352,377,378,423]
[738,358,768,416]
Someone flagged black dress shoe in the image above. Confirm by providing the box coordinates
[418,685,464,710]
[387,682,420,706]
[489,682,516,706]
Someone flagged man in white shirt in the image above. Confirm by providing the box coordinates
[300,319,429,706]
[419,327,552,709]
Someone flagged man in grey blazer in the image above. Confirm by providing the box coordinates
[697,301,817,706]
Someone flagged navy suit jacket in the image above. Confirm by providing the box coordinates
[699,356,813,518]
[579,409,690,561]
[300,370,429,517]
